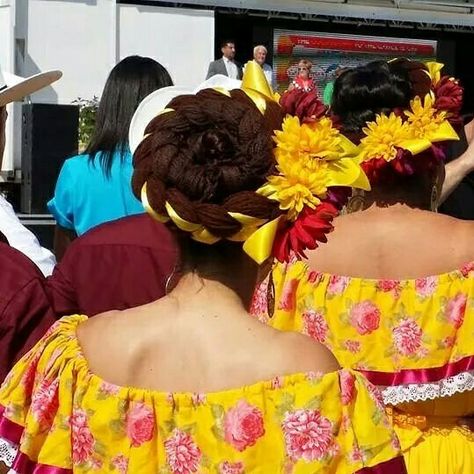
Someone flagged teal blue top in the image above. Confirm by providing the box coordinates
[48,150,144,236]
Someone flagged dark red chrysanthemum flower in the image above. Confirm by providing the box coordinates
[434,76,463,126]
[280,89,327,123]
[273,203,338,263]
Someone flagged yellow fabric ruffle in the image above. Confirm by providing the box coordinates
[0,315,403,473]
[255,260,474,374]
[397,423,474,474]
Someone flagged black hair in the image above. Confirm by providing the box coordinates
[86,56,173,177]
[220,39,235,48]
[0,230,8,245]
[331,60,412,134]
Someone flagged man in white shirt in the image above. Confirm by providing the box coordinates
[253,45,274,89]
[0,67,61,275]
[206,40,243,80]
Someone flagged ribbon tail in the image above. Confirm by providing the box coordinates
[430,121,459,142]
[326,159,371,191]
[399,138,432,156]
[242,60,275,100]
[243,216,282,264]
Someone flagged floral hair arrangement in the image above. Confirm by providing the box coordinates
[355,61,462,182]
[132,61,370,265]
[255,113,369,262]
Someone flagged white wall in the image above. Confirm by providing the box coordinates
[118,4,214,88]
[25,1,214,102]
[0,1,17,171]
[26,0,116,104]
[1,1,215,170]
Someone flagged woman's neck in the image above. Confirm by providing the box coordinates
[165,272,249,316]
[361,201,431,213]
[347,189,431,213]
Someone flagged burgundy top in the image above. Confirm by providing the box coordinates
[46,214,177,317]
[0,242,56,381]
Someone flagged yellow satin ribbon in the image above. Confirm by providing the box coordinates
[141,182,278,259]
[425,61,444,86]
[429,120,459,143]
[227,212,268,242]
[141,182,169,224]
[241,60,280,114]
[243,216,283,264]
[398,138,433,156]
[325,157,371,191]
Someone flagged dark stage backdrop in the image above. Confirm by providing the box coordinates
[215,11,471,113]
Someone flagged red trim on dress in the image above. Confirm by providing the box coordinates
[358,355,474,386]
[356,456,407,474]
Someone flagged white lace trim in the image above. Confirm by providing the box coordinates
[0,436,17,468]
[381,369,474,405]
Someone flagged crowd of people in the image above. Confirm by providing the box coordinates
[0,46,473,473]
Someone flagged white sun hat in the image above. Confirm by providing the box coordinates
[128,75,242,155]
[0,69,62,107]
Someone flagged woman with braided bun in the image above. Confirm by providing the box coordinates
[0,65,405,473]
[253,59,474,473]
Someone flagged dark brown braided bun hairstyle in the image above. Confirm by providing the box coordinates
[132,88,284,243]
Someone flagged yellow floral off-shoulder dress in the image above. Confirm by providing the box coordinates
[0,315,405,473]
[251,260,474,474]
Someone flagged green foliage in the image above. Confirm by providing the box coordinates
[73,96,99,151]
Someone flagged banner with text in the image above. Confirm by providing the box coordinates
[273,29,437,98]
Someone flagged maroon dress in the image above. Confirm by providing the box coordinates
[0,242,56,381]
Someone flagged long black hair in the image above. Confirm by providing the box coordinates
[86,56,173,176]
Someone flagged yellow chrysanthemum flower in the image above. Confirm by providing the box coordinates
[274,116,343,166]
[259,154,330,220]
[359,113,412,162]
[405,94,447,141]
[259,115,369,221]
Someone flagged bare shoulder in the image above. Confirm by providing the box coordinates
[456,218,474,237]
[76,308,144,365]
[76,310,121,354]
[273,331,340,375]
[453,219,474,261]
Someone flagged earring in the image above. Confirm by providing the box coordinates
[165,272,174,295]
[266,271,275,318]
[346,190,366,214]
[431,185,438,213]
[165,266,181,295]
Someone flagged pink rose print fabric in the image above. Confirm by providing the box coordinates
[350,301,381,335]
[165,429,201,474]
[219,461,245,474]
[303,310,329,343]
[249,277,268,318]
[415,276,437,297]
[344,340,361,354]
[126,402,155,447]
[340,370,357,405]
[31,378,59,426]
[111,454,128,474]
[327,275,350,295]
[278,279,299,311]
[392,318,423,356]
[71,408,95,464]
[282,409,335,461]
[224,400,265,451]
[377,280,401,298]
[446,293,467,328]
